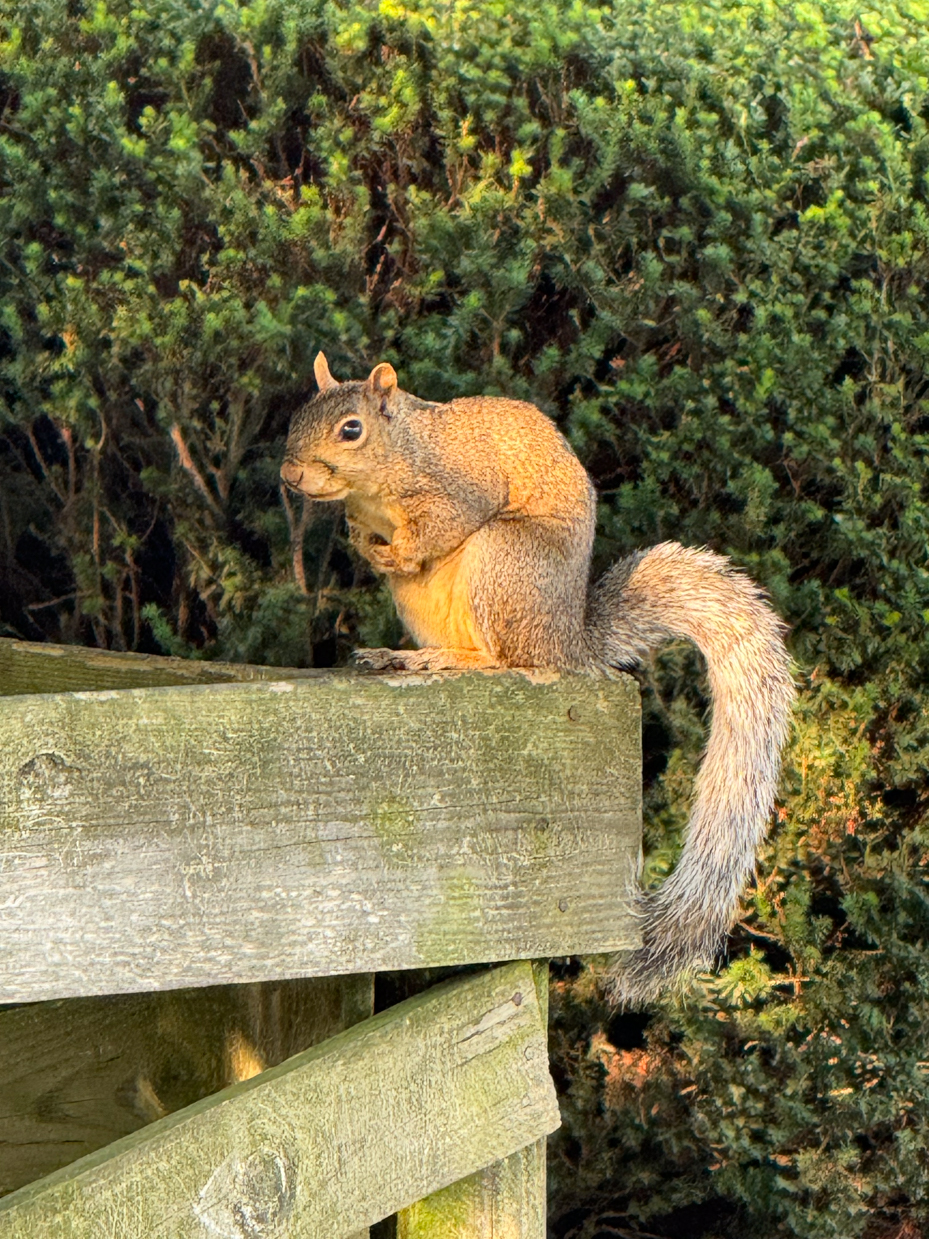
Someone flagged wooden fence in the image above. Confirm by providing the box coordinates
[0,637,641,1236]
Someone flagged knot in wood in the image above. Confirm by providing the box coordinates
[17,752,80,800]
[194,1146,297,1238]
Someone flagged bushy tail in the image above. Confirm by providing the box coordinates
[586,542,795,1006]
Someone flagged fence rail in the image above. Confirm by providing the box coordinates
[0,636,643,1236]
[0,655,640,1003]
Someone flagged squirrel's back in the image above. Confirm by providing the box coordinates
[410,395,596,528]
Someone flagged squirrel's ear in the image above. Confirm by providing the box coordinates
[314,352,340,393]
[365,362,398,397]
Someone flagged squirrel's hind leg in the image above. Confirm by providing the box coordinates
[465,518,592,670]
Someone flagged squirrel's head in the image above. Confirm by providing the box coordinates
[280,354,401,500]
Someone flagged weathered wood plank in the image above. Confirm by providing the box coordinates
[0,962,560,1239]
[0,671,640,1002]
[0,974,373,1198]
[0,636,320,696]
[396,962,549,1238]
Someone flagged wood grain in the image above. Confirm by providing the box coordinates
[0,975,373,1198]
[0,962,560,1239]
[0,670,641,1002]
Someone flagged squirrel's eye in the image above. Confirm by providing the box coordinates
[338,419,364,442]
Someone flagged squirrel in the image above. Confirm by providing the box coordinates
[280,353,795,1005]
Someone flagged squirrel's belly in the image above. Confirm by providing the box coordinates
[390,548,485,652]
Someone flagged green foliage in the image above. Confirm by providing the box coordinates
[2,0,929,1235]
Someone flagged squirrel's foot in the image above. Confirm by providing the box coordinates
[354,648,412,670]
[354,647,497,671]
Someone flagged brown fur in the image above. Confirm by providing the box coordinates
[281,357,795,1004]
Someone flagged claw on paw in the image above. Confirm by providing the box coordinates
[353,648,411,670]
[354,647,497,672]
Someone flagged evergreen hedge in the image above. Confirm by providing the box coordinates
[2,0,929,1235]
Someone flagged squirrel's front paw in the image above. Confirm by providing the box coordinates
[365,539,421,577]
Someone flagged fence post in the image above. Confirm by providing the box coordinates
[396,962,550,1239]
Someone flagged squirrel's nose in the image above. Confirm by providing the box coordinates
[280,460,304,491]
